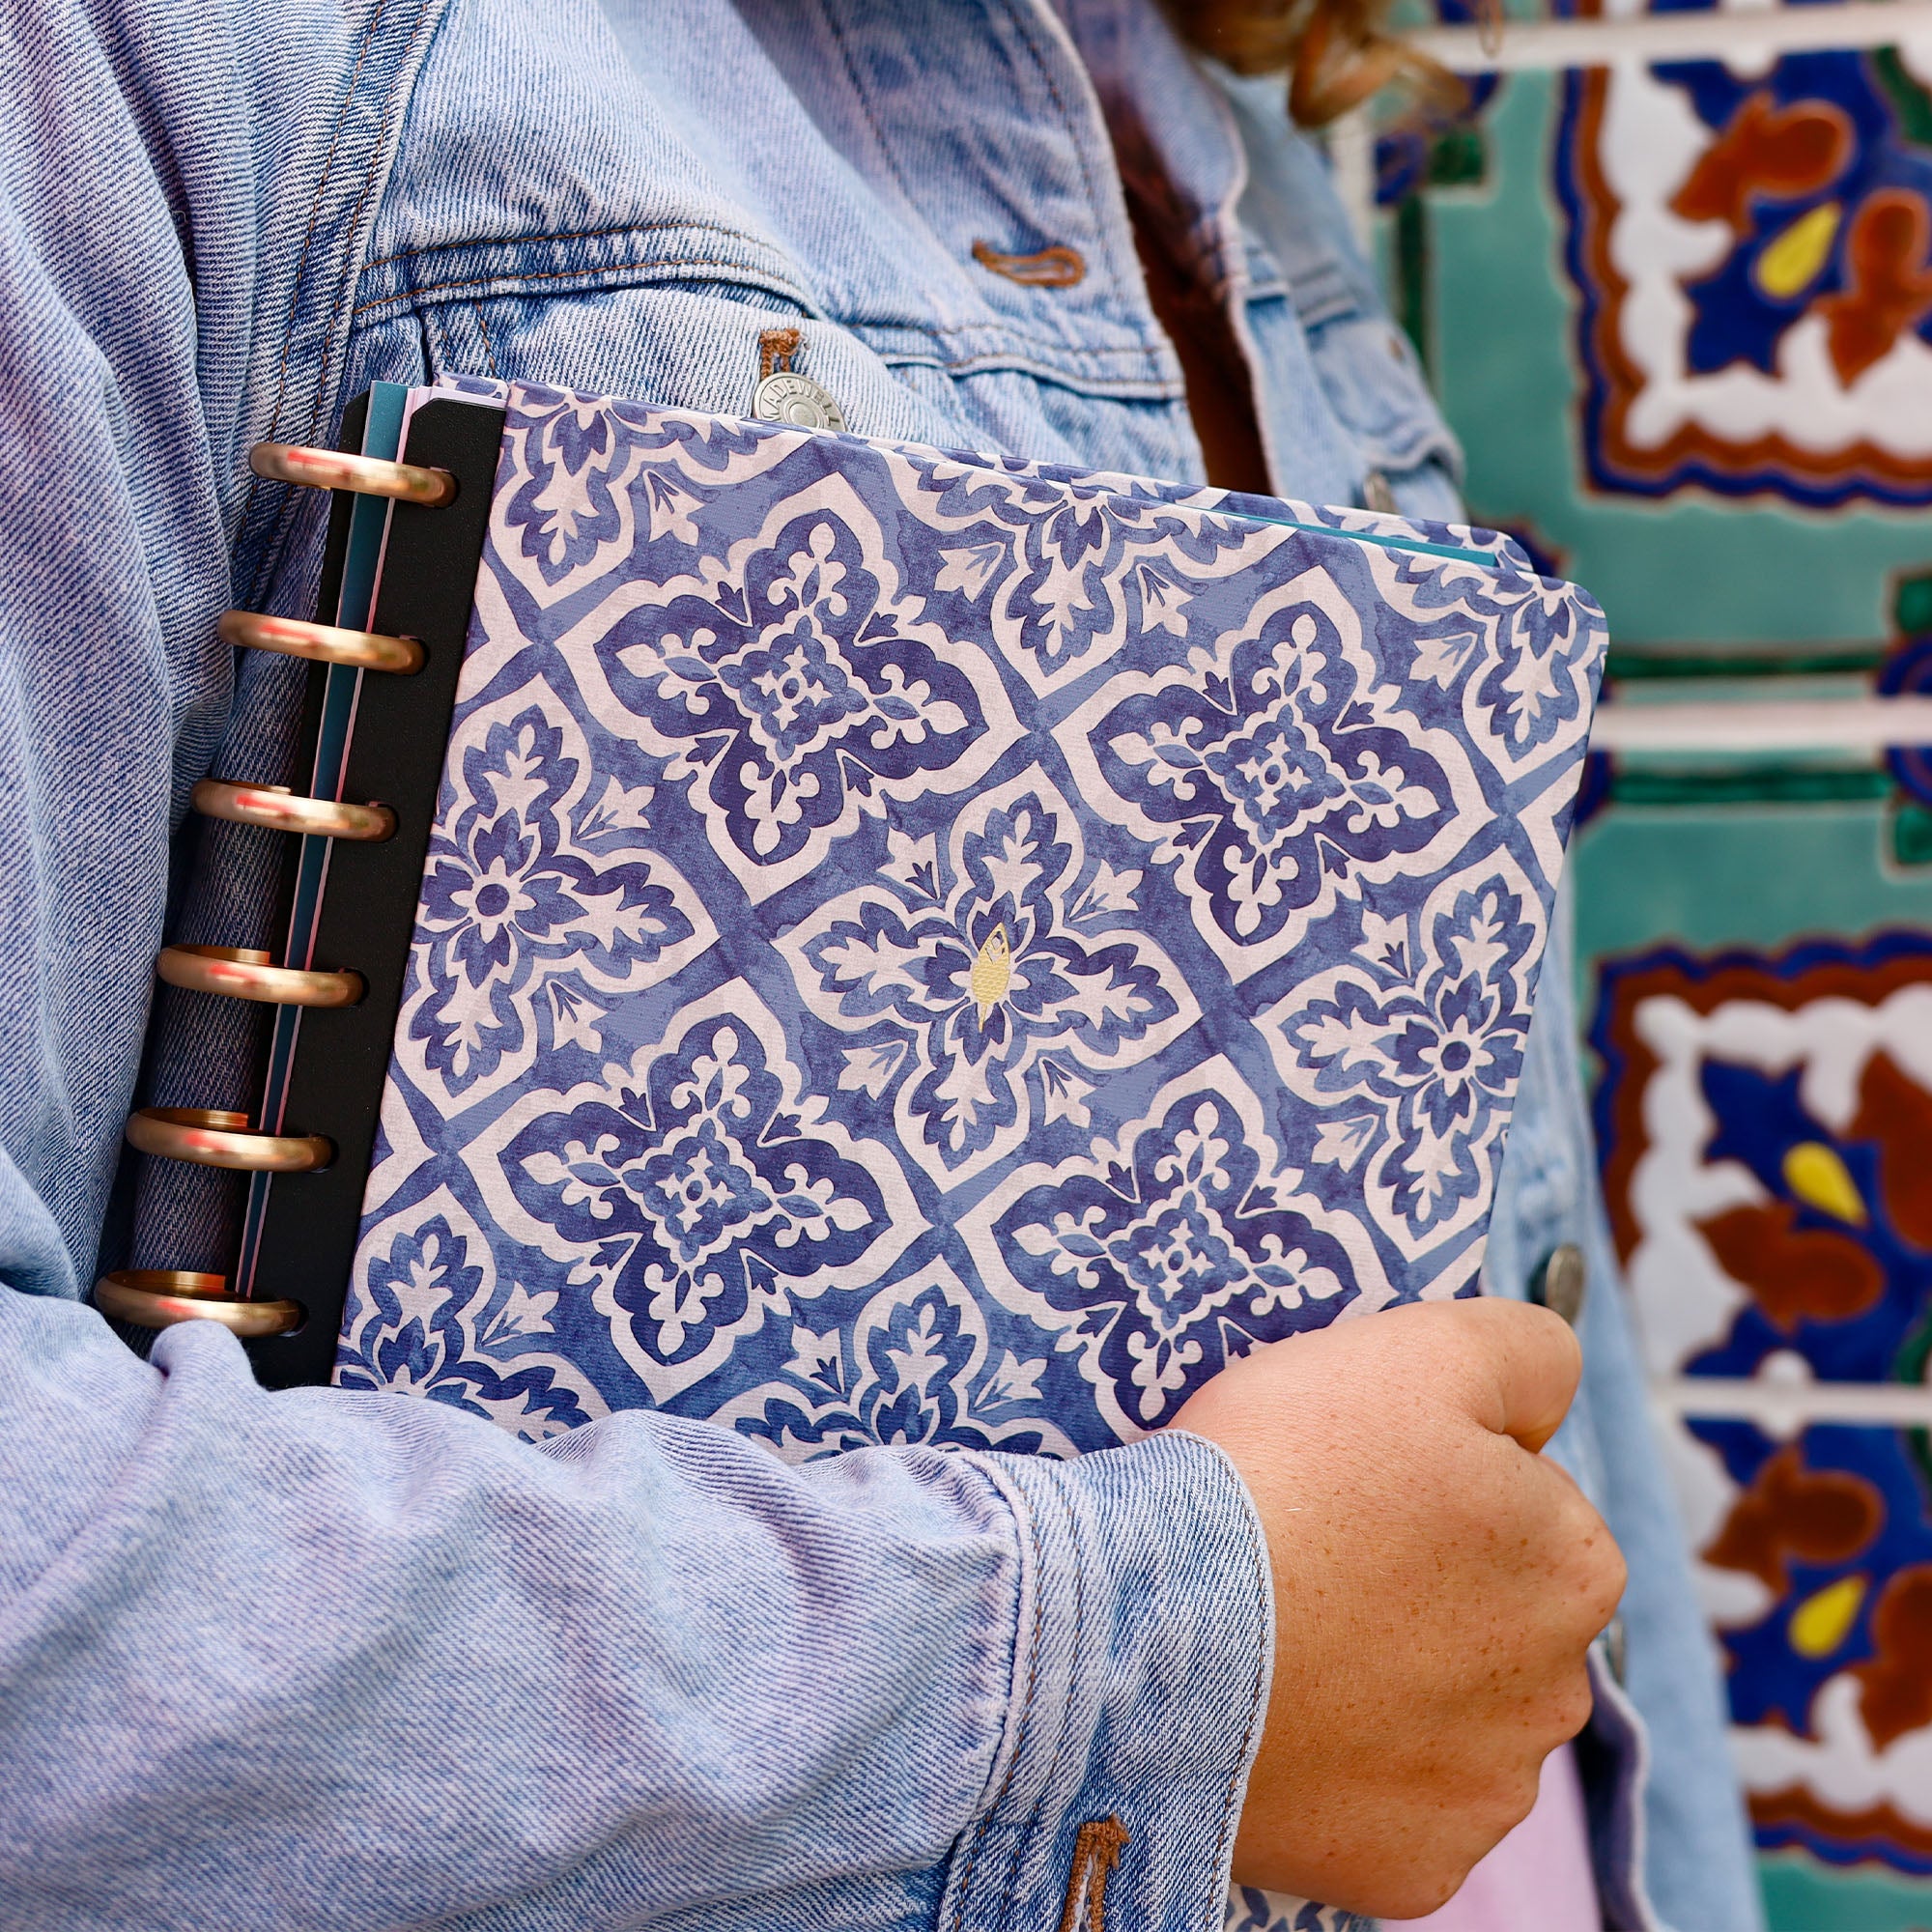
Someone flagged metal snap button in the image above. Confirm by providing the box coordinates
[753,371,847,433]
[1532,1242,1588,1326]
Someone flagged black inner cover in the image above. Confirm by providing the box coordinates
[245,398,504,1387]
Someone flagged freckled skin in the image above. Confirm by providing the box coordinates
[1173,1298,1626,1919]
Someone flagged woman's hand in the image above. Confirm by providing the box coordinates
[1173,1297,1625,1918]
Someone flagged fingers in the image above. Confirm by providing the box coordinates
[1522,1453,1631,1631]
[1182,1297,1584,1454]
[1435,1295,1583,1452]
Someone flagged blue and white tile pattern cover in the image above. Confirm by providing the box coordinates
[335,384,1606,1458]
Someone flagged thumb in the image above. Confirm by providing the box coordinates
[1450,1296,1583,1452]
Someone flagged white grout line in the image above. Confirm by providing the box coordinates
[1591,696,1932,753]
[1411,0,1932,72]
[1652,1376,1932,1431]
[1327,107,1379,259]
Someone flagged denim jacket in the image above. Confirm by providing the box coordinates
[0,1,1757,1927]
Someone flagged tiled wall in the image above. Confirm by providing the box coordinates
[1378,14,1932,1919]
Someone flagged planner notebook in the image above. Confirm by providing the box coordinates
[110,381,1607,1455]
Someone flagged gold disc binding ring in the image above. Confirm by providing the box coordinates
[250,440,457,507]
[125,1106,332,1174]
[95,1270,303,1339]
[218,609,424,674]
[192,779,396,842]
[156,944,364,1009]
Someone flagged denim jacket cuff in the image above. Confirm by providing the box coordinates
[941,1431,1274,1932]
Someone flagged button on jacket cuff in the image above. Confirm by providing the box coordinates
[946,1430,1274,1932]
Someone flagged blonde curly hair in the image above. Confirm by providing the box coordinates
[1169,0,1463,128]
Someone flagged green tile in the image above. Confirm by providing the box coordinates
[1893,801,1932,868]
[1573,801,1932,976]
[1395,194,1431,382]
[1894,569,1932,641]
[1611,766,1890,808]
[1427,124,1487,188]
[1417,74,1932,646]
[1760,1851,1932,1932]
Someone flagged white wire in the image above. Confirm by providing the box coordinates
[1327,106,1379,258]
[1411,0,1932,73]
[1652,1375,1932,1433]
[1591,696,1932,753]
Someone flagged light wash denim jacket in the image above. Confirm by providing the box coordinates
[0,1,1758,1928]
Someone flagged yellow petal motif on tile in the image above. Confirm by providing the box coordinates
[969,924,1012,1022]
[1783,1140,1866,1226]
[1788,1573,1866,1658]
[1754,200,1841,300]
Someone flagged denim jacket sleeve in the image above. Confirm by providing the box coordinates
[0,8,1273,1928]
[0,1281,1269,1931]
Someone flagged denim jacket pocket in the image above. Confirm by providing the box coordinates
[1219,70,1466,492]
[1244,250,1463,489]
[1305,309,1464,485]
[362,282,1192,483]
[349,219,1209,485]
[350,223,832,416]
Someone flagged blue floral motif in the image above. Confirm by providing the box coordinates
[503,389,770,584]
[993,1078,1355,1428]
[1369,545,1598,776]
[713,1267,1078,1459]
[1474,571,1597,761]
[902,449,1260,689]
[1086,588,1458,956]
[505,395,626,580]
[356,399,1603,1423]
[1264,867,1539,1255]
[335,1208,606,1440]
[410,699,705,1096]
[781,777,1194,1184]
[1224,1892,1370,1932]
[500,1003,895,1375]
[595,506,986,880]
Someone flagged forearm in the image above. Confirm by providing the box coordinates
[0,1278,1270,1931]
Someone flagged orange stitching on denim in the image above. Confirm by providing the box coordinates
[1057,1817,1129,1932]
[353,267,1179,397]
[349,253,806,318]
[758,327,801,379]
[998,1469,1086,1906]
[359,214,778,276]
[301,0,431,453]
[947,1477,1048,1932]
[355,268,1158,376]
[471,299,500,378]
[972,240,1088,287]
[262,0,390,447]
[1000,0,1128,297]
